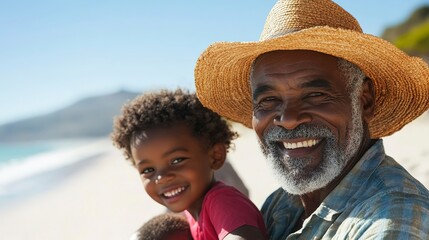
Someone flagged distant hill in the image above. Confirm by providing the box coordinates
[0,90,140,142]
[381,5,429,61]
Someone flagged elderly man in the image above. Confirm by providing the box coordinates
[194,0,429,239]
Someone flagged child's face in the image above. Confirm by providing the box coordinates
[131,123,223,214]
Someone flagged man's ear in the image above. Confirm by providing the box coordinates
[210,143,226,170]
[361,77,376,123]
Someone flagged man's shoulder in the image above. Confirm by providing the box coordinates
[345,154,429,215]
[351,183,429,216]
[343,155,429,231]
[340,190,429,239]
[372,155,429,197]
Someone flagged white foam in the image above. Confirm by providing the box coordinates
[0,139,112,190]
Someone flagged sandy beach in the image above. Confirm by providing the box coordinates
[0,113,428,240]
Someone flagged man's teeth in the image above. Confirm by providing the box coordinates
[283,139,320,149]
[163,187,186,198]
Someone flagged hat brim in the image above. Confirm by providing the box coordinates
[195,26,429,138]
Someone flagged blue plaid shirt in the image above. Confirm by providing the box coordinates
[261,140,429,239]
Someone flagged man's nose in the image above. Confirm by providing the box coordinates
[273,102,312,129]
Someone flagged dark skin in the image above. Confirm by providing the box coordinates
[250,50,376,230]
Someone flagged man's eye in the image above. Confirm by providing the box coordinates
[307,92,324,97]
[254,97,279,110]
[261,96,278,102]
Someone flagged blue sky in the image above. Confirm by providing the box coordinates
[1,0,428,125]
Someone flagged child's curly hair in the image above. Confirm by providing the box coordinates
[132,213,191,240]
[111,88,238,164]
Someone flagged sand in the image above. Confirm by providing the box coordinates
[0,140,169,240]
[0,113,428,240]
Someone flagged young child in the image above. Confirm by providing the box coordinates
[111,89,267,240]
[130,213,192,240]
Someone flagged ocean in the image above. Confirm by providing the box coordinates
[0,138,111,206]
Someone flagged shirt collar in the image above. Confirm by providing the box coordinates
[313,139,385,221]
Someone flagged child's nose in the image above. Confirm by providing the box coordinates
[154,173,173,185]
[155,175,162,184]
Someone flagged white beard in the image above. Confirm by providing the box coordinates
[259,98,363,195]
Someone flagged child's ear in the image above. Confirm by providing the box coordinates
[210,143,226,170]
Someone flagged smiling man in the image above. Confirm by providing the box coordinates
[194,0,429,239]
[251,51,370,197]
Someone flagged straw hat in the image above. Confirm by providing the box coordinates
[194,0,429,138]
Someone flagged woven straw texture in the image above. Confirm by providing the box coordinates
[195,0,429,138]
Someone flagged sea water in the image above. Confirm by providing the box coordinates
[0,141,62,166]
[0,138,111,205]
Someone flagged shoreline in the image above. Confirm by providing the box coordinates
[0,151,105,209]
[0,139,111,206]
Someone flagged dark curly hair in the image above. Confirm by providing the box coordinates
[111,88,238,164]
[133,213,191,240]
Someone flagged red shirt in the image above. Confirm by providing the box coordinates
[185,181,267,239]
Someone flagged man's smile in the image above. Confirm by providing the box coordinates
[282,139,321,150]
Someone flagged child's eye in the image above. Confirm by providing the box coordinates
[171,157,187,165]
[141,167,154,175]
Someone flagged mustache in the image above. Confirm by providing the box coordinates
[263,124,335,143]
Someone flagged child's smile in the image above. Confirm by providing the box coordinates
[158,184,189,206]
[162,186,187,198]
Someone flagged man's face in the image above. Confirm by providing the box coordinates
[250,50,364,195]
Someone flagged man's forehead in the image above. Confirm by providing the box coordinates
[249,56,347,98]
[299,78,333,89]
[251,51,339,79]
